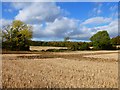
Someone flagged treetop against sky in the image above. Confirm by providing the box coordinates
[1,2,119,41]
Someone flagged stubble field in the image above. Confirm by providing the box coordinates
[2,50,119,88]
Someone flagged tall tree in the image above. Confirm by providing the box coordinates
[2,20,33,51]
[90,30,111,50]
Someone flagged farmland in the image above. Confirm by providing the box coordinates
[30,46,68,51]
[2,1,120,89]
[2,49,119,88]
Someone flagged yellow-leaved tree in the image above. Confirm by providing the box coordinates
[2,20,33,51]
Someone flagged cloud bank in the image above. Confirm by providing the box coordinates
[2,2,118,41]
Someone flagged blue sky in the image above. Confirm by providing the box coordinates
[1,2,118,41]
[57,2,118,20]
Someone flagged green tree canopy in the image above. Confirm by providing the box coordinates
[2,20,33,51]
[90,30,111,50]
[111,36,120,45]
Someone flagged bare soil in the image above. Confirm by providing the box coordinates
[30,46,68,51]
[2,51,118,88]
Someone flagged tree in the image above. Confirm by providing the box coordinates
[64,37,70,41]
[111,36,120,45]
[90,30,111,50]
[2,20,32,51]
[80,42,90,50]
[68,42,80,51]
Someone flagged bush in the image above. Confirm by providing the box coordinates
[69,43,80,51]
[80,43,90,50]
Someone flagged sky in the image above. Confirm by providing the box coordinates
[1,2,119,41]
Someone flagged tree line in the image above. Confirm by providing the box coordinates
[30,41,91,51]
[2,20,120,51]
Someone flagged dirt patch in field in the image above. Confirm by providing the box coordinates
[2,51,118,88]
[30,46,68,51]
[54,50,118,55]
[83,53,118,60]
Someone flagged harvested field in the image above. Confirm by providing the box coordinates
[30,46,68,51]
[83,53,118,60]
[2,51,119,88]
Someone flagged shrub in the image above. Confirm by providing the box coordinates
[80,43,90,50]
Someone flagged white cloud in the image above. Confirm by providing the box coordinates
[70,19,118,40]
[4,9,13,13]
[97,9,101,14]
[94,20,118,37]
[89,3,103,16]
[82,20,118,38]
[110,5,118,11]
[69,26,96,40]
[14,2,64,24]
[1,17,118,41]
[111,11,118,17]
[32,17,79,40]
[11,2,32,10]
[6,2,118,41]
[28,17,118,41]
[0,19,12,28]
[82,17,112,25]
[92,8,101,15]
